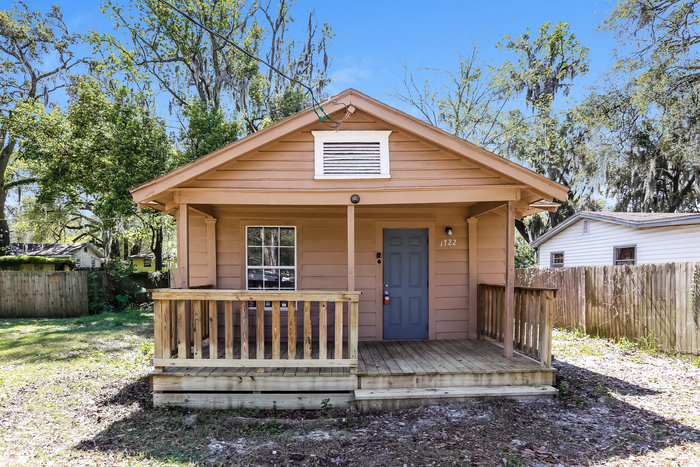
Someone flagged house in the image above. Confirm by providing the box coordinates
[129,253,156,272]
[131,89,568,410]
[11,243,104,268]
[531,212,700,268]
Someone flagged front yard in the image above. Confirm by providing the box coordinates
[0,310,698,466]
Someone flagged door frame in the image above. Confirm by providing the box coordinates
[375,221,436,340]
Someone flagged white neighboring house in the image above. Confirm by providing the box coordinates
[11,243,104,268]
[531,212,700,268]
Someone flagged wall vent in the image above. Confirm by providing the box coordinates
[313,130,391,179]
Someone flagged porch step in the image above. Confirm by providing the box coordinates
[354,385,557,411]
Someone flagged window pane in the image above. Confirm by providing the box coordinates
[264,269,279,289]
[280,228,295,246]
[264,227,279,247]
[247,247,262,266]
[247,227,262,246]
[280,247,294,266]
[617,247,635,261]
[248,269,264,289]
[263,247,278,267]
[280,269,295,289]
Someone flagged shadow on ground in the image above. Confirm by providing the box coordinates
[73,362,700,466]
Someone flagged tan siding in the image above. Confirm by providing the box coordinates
[182,109,517,191]
[477,211,506,286]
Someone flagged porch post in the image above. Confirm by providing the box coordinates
[347,205,355,291]
[178,203,190,289]
[204,217,217,288]
[467,217,478,340]
[504,201,515,357]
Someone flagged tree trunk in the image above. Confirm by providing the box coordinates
[154,225,163,271]
[0,187,10,256]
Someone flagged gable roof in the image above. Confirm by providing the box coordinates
[531,211,700,247]
[131,89,568,205]
[11,243,103,257]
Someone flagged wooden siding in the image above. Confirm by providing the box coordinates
[184,205,508,341]
[537,218,700,267]
[181,110,518,192]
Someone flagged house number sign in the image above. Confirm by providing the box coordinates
[439,239,457,247]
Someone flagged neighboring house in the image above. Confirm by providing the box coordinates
[131,89,568,410]
[531,211,700,268]
[11,243,104,268]
[130,253,177,272]
[129,253,156,272]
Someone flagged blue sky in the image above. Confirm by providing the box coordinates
[30,0,618,115]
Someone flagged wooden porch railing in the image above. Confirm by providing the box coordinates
[150,289,361,372]
[477,284,556,367]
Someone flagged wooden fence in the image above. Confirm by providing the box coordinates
[516,263,700,355]
[0,271,89,318]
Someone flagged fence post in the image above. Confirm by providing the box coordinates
[539,290,555,368]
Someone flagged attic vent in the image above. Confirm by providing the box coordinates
[313,130,391,179]
[322,141,381,175]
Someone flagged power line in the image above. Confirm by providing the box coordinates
[153,0,336,125]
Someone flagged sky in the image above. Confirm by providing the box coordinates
[27,0,620,117]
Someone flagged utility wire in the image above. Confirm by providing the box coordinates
[153,0,335,124]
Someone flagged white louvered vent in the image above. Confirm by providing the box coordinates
[322,141,382,175]
[313,130,391,179]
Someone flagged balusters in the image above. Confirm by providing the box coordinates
[240,301,249,359]
[287,301,296,359]
[304,301,312,359]
[319,301,327,359]
[335,301,343,359]
[224,300,234,359]
[272,301,281,359]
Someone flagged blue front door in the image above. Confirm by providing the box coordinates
[383,229,429,339]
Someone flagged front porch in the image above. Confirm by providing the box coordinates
[149,287,557,410]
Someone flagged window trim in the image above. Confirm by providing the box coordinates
[143,258,152,268]
[245,226,297,291]
[550,251,565,268]
[312,130,391,180]
[613,244,637,266]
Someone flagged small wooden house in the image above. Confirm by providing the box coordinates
[131,89,567,410]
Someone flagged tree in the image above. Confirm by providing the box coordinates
[577,0,700,213]
[12,77,175,269]
[89,0,333,137]
[0,3,84,254]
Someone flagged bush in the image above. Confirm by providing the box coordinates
[88,260,144,314]
[0,255,74,270]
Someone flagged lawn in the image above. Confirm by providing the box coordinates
[0,311,699,466]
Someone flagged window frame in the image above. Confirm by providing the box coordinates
[75,258,81,268]
[550,251,565,268]
[312,130,392,180]
[245,226,297,291]
[143,258,152,268]
[613,244,637,266]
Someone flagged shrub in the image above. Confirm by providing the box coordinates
[0,255,74,271]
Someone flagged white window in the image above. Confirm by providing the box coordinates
[312,130,391,179]
[550,252,564,268]
[75,258,81,268]
[613,245,636,266]
[582,219,590,234]
[91,258,96,268]
[246,227,296,290]
[143,258,151,268]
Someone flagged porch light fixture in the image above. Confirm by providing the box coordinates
[445,226,453,236]
[350,194,360,204]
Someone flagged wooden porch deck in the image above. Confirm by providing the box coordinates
[153,339,556,410]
